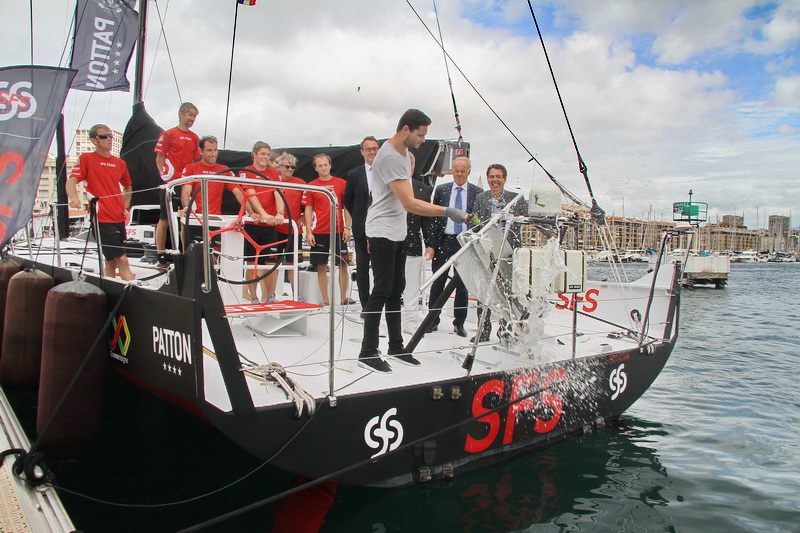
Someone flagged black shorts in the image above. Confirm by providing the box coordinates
[95,222,127,260]
[275,231,298,264]
[158,188,182,221]
[310,233,347,266]
[243,223,278,265]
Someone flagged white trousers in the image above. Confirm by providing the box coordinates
[402,254,426,329]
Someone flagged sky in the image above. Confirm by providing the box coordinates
[2,0,798,228]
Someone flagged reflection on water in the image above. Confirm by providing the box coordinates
[317,418,674,532]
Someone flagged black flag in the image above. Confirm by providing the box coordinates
[0,66,76,249]
[70,0,138,92]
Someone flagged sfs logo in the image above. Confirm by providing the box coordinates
[609,364,628,400]
[0,81,36,121]
[364,407,404,459]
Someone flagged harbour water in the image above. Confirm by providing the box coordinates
[6,262,800,532]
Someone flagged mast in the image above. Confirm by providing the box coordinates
[55,116,69,240]
[133,0,148,105]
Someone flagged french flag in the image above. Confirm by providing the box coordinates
[237,0,256,5]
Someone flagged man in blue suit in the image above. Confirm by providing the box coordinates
[425,156,483,337]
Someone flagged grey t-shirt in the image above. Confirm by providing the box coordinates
[365,141,410,242]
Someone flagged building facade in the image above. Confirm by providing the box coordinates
[519,206,797,254]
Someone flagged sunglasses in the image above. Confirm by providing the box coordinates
[93,133,113,139]
[280,164,296,169]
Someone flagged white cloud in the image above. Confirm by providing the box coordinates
[771,75,800,106]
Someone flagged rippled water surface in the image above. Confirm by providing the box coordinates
[11,262,799,532]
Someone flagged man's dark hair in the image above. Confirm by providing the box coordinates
[199,135,218,150]
[486,163,507,180]
[360,136,379,149]
[396,108,431,133]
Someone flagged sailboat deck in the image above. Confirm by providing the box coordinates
[199,289,660,412]
[11,238,675,413]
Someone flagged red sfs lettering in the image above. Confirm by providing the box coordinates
[0,151,24,245]
[0,152,24,184]
[465,379,504,453]
[0,204,12,244]
[465,369,567,453]
[555,288,599,313]
[0,92,32,112]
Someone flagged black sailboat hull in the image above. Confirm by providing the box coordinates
[8,245,677,488]
[203,341,673,487]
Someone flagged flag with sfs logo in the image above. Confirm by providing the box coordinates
[70,0,138,92]
[0,66,76,249]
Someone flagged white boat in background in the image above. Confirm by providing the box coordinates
[738,250,768,263]
[622,249,649,262]
[651,249,729,288]
[595,249,620,262]
[769,252,797,262]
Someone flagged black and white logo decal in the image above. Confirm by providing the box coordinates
[364,408,404,458]
[609,363,628,400]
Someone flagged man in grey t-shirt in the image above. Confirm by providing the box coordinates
[358,109,468,374]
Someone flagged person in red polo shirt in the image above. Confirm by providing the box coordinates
[273,152,306,298]
[154,102,200,268]
[302,153,353,306]
[234,141,284,303]
[179,135,234,247]
[67,124,135,281]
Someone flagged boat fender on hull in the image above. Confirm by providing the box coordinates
[0,268,54,390]
[0,258,21,362]
[37,281,108,458]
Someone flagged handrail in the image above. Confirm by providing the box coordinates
[164,174,341,401]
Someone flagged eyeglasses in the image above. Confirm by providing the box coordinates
[93,133,113,139]
[280,164,296,169]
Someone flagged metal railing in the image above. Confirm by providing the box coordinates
[165,174,341,400]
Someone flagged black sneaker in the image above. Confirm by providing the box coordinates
[388,352,421,366]
[358,355,392,374]
[156,255,169,269]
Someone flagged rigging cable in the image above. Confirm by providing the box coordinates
[432,0,462,142]
[526,0,606,223]
[222,1,240,149]
[28,0,34,64]
[57,0,76,67]
[404,0,585,207]
[152,0,183,103]
[144,0,171,101]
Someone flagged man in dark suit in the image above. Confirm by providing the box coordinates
[425,156,483,337]
[469,163,529,342]
[344,136,380,309]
